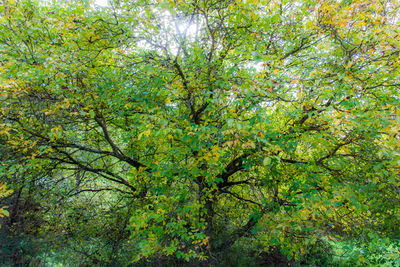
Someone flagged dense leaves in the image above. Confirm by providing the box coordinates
[1,0,399,265]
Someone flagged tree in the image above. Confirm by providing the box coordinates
[1,0,399,264]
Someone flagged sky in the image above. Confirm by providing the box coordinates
[95,0,108,6]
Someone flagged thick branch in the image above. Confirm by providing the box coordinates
[47,149,137,192]
[215,215,259,252]
[94,112,145,169]
[217,154,250,188]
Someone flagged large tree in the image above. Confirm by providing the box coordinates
[1,0,399,264]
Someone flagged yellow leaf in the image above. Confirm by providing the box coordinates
[359,255,365,263]
[327,235,337,241]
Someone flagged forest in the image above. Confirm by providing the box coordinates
[0,0,399,266]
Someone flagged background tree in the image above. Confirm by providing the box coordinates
[1,0,399,265]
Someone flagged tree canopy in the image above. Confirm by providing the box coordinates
[1,0,400,265]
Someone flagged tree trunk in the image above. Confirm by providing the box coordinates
[198,181,217,266]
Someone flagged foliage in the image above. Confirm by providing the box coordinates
[0,0,399,265]
[0,183,12,223]
[330,238,400,266]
